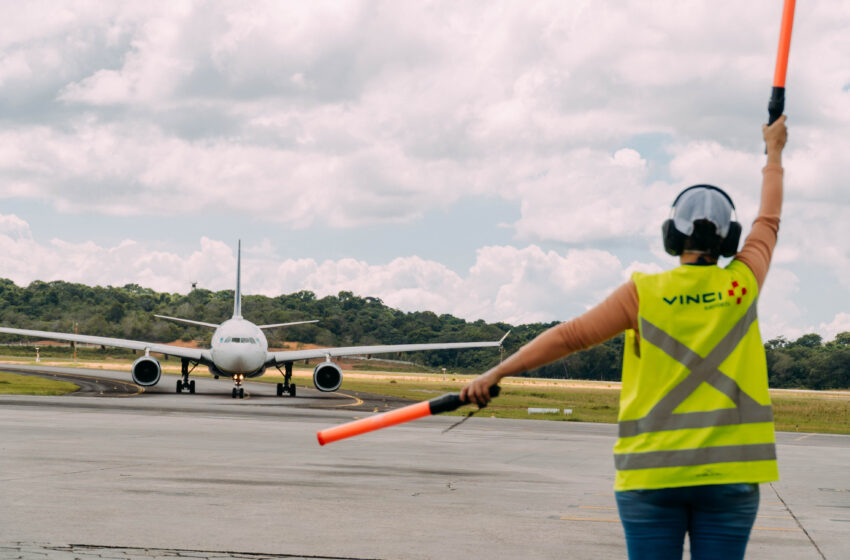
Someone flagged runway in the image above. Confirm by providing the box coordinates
[1,365,848,559]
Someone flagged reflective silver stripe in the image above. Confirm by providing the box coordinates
[619,300,773,439]
[619,406,774,438]
[615,443,777,470]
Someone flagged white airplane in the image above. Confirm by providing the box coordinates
[0,241,507,398]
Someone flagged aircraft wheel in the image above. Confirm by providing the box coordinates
[231,388,237,399]
[176,380,183,393]
[276,383,283,396]
[239,388,245,399]
[189,380,196,394]
[288,384,296,397]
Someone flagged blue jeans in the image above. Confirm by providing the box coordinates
[615,483,760,560]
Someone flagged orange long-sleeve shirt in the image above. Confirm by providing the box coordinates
[507,163,784,373]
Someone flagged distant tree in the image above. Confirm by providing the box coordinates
[791,333,823,348]
[833,332,850,347]
[0,277,847,388]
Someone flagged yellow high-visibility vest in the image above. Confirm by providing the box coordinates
[614,261,778,491]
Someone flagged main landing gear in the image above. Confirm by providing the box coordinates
[276,362,296,397]
[176,358,197,394]
[231,373,246,399]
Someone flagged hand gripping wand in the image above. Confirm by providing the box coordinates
[768,0,796,125]
[317,385,501,446]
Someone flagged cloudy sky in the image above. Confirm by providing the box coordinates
[1,0,848,341]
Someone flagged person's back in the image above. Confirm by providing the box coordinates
[462,116,788,559]
[616,261,777,490]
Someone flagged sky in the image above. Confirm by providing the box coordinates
[0,0,848,342]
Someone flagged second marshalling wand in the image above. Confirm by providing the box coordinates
[317,385,501,445]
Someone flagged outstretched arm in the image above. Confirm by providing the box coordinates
[461,280,638,406]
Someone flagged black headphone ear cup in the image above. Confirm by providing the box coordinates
[720,221,742,257]
[662,219,686,256]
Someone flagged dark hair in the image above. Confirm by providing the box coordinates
[683,219,723,257]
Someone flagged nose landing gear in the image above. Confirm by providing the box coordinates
[176,358,197,394]
[231,373,246,399]
[275,362,296,397]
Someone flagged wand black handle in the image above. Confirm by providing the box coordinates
[768,86,785,126]
[428,385,501,415]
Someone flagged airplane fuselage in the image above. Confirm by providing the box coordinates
[210,318,268,376]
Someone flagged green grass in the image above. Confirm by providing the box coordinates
[772,397,850,434]
[339,375,850,434]
[0,371,79,396]
[340,375,622,422]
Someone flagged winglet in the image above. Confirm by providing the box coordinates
[499,330,511,345]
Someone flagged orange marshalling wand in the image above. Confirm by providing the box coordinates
[317,386,500,445]
[768,0,796,125]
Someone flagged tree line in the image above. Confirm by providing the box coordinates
[0,278,846,389]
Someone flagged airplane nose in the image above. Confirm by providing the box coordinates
[212,349,264,374]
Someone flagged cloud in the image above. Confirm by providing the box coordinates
[0,224,626,325]
[0,214,32,239]
[757,267,804,341]
[0,1,848,339]
[2,1,848,244]
[819,313,850,342]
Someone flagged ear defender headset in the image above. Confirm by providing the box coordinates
[662,184,742,258]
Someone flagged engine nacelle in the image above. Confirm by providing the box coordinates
[313,361,343,392]
[132,356,162,387]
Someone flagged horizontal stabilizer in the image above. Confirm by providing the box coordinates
[154,315,220,328]
[258,320,319,329]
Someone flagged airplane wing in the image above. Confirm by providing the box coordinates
[0,326,211,362]
[267,332,509,364]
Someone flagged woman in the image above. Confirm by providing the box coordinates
[461,116,788,559]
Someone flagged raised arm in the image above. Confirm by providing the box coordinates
[734,116,788,289]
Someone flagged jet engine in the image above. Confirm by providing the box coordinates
[131,356,162,387]
[313,361,343,392]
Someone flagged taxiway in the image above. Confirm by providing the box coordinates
[0,365,847,559]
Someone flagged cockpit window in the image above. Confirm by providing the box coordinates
[224,337,256,344]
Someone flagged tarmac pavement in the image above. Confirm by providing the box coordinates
[0,365,847,559]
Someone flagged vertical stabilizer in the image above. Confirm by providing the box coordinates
[234,240,242,318]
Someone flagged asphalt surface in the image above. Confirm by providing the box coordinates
[1,364,848,559]
[0,363,413,412]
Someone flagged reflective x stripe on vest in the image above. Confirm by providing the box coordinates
[615,299,775,471]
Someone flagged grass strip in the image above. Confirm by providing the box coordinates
[339,375,850,434]
[0,371,79,396]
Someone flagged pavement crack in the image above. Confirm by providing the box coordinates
[769,483,827,560]
[28,543,387,560]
